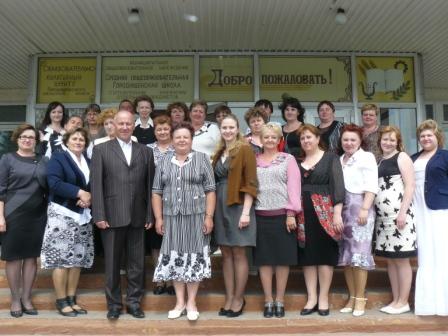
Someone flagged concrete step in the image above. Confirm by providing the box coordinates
[0,288,402,312]
[0,310,446,335]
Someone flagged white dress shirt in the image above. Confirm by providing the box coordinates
[340,148,378,194]
[117,137,133,165]
[192,122,220,159]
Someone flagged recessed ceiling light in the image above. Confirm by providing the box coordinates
[184,14,198,22]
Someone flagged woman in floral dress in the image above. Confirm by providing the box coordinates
[338,124,378,317]
[152,122,216,321]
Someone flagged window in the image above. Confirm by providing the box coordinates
[0,105,26,123]
[425,104,434,120]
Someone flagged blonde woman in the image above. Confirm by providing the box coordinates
[212,114,257,318]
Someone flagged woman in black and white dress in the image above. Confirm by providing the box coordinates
[41,128,94,317]
[374,126,416,315]
[152,122,216,321]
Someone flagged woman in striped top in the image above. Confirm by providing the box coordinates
[152,122,216,321]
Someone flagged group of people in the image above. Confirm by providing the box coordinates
[0,96,447,322]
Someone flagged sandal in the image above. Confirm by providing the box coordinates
[353,297,367,317]
[55,298,77,317]
[67,295,87,314]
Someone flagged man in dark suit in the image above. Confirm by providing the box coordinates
[91,110,154,320]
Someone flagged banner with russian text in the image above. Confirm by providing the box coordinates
[101,56,194,103]
[356,56,415,102]
[259,56,352,102]
[37,57,97,104]
[199,56,254,102]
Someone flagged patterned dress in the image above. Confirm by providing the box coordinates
[339,150,377,270]
[375,153,417,258]
[153,151,215,282]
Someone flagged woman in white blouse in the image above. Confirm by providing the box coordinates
[338,124,378,317]
[189,100,220,159]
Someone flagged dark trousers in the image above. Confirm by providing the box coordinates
[101,226,145,310]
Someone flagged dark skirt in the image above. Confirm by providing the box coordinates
[1,190,47,261]
[253,214,298,266]
[298,193,339,266]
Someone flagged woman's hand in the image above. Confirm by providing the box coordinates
[155,218,164,235]
[239,213,250,229]
[396,212,407,230]
[77,190,91,208]
[203,216,213,235]
[0,216,6,232]
[333,213,344,233]
[286,216,297,233]
[357,208,369,226]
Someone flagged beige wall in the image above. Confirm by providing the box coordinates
[0,88,27,104]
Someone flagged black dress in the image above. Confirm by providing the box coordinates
[133,125,156,145]
[282,128,302,158]
[298,152,345,266]
[0,153,48,261]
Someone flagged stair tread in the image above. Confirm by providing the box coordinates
[0,310,446,335]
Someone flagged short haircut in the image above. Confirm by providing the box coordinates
[244,107,268,125]
[97,108,118,125]
[378,125,405,153]
[166,101,190,121]
[171,121,194,139]
[361,103,379,116]
[62,127,90,148]
[255,99,273,113]
[260,123,282,139]
[68,115,84,127]
[214,105,232,118]
[189,99,208,113]
[153,115,172,128]
[11,123,40,144]
[317,100,335,113]
[134,95,154,110]
[279,97,305,122]
[417,119,444,148]
[340,123,365,148]
[83,103,101,118]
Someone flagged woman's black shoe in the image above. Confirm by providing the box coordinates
[21,300,38,315]
[10,310,23,318]
[300,304,318,316]
[318,308,330,316]
[67,296,87,314]
[263,302,274,318]
[55,298,77,317]
[153,284,166,295]
[218,307,230,316]
[274,302,285,318]
[227,299,246,318]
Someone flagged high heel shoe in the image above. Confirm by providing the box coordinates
[55,298,77,317]
[66,296,87,314]
[227,299,246,318]
[353,297,367,317]
[168,306,186,319]
[187,310,200,321]
[340,296,355,313]
[21,300,38,315]
[300,304,318,316]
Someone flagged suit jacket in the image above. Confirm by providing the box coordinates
[91,138,155,228]
[47,151,90,214]
[411,148,448,210]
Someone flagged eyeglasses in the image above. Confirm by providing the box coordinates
[19,135,36,141]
